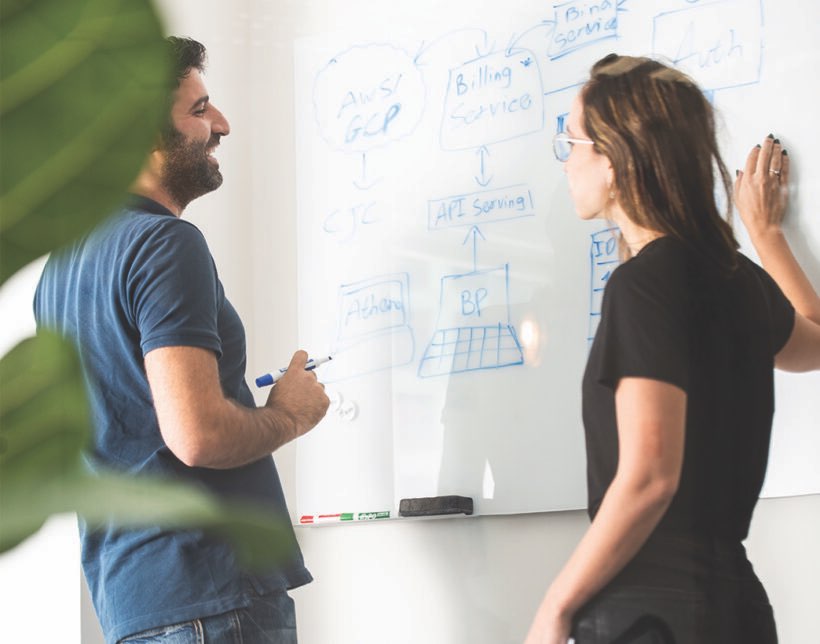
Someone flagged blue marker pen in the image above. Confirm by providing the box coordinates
[255,355,333,387]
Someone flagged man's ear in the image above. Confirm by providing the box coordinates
[139,145,165,182]
[152,130,167,153]
[128,146,164,196]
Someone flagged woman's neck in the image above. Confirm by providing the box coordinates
[609,207,663,255]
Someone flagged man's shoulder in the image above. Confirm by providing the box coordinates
[63,207,214,288]
[102,205,207,251]
[117,204,199,233]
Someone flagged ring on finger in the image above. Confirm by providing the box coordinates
[769,169,781,176]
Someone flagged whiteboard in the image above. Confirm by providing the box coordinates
[292,0,820,520]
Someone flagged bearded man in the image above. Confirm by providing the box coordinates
[34,37,328,644]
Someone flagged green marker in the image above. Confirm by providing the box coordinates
[340,511,391,521]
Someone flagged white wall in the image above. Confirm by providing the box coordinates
[290,497,820,644]
[0,259,81,641]
[2,2,817,643]
[0,514,81,642]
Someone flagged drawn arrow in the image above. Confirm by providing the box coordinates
[474,30,495,59]
[474,146,493,188]
[463,225,487,272]
[506,19,557,56]
[352,152,381,191]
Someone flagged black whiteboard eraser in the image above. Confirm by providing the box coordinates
[399,495,474,517]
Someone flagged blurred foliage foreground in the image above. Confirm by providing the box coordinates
[0,0,291,566]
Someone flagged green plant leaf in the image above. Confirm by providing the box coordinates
[0,0,172,285]
[0,0,294,570]
[69,474,296,569]
[0,331,89,550]
[0,332,294,567]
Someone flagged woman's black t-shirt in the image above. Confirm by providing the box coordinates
[582,236,794,541]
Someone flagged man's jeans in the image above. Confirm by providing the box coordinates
[118,589,297,644]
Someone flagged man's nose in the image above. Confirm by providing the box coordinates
[212,106,230,136]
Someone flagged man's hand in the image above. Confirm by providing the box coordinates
[147,346,330,468]
[265,350,330,440]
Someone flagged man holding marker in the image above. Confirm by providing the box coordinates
[34,37,329,643]
[256,355,334,387]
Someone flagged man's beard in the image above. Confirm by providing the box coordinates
[159,128,223,210]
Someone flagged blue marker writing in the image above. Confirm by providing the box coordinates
[255,355,333,388]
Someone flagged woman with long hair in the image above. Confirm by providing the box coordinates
[525,54,820,644]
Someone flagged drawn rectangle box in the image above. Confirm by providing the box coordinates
[652,0,762,91]
[440,50,544,151]
[428,184,535,231]
[419,265,523,378]
[548,0,619,60]
[324,273,414,382]
[588,228,619,342]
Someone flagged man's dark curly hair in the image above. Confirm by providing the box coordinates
[166,36,206,87]
[159,37,208,143]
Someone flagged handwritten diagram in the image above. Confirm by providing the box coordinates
[312,43,426,154]
[303,0,767,384]
[547,0,621,60]
[440,49,544,150]
[652,0,762,92]
[294,0,778,518]
[324,273,415,382]
[428,185,535,231]
[588,228,620,344]
[419,264,523,378]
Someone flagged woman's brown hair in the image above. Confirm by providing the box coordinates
[582,54,738,269]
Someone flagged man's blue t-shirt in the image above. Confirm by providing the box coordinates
[33,196,311,643]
